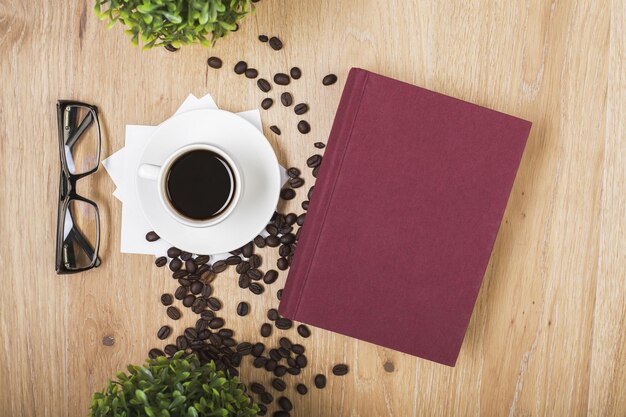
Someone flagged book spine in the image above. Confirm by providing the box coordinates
[279,68,370,318]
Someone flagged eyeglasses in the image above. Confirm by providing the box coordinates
[55,100,102,274]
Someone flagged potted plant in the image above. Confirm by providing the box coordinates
[94,0,254,51]
[89,351,259,417]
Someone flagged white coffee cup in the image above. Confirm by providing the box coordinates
[138,143,243,228]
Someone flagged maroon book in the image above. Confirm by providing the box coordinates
[279,68,531,366]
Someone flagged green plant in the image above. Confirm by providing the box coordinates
[89,351,259,417]
[94,0,254,50]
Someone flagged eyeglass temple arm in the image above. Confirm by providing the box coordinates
[66,227,101,267]
[66,111,94,149]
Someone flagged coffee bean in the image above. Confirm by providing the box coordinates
[184,327,198,340]
[296,324,311,338]
[207,297,222,311]
[270,125,281,135]
[254,235,267,248]
[253,356,267,368]
[227,255,243,266]
[155,256,167,267]
[209,317,225,329]
[238,274,251,289]
[201,284,212,298]
[260,323,272,337]
[314,141,326,149]
[166,247,181,258]
[236,342,253,355]
[306,154,322,168]
[274,366,287,377]
[207,56,222,69]
[269,36,283,50]
[287,367,301,375]
[260,391,274,404]
[280,92,293,106]
[145,231,159,242]
[313,166,320,177]
[161,293,173,306]
[294,103,309,115]
[237,302,249,316]
[267,308,279,321]
[194,255,210,265]
[296,383,308,395]
[265,359,277,372]
[270,349,282,361]
[288,177,304,188]
[247,269,262,281]
[230,248,242,256]
[190,281,203,295]
[279,225,293,235]
[278,397,293,412]
[266,224,279,236]
[277,289,283,300]
[257,404,267,416]
[280,234,295,245]
[157,325,171,340]
[301,200,309,210]
[290,67,301,79]
[231,352,242,366]
[277,257,289,270]
[164,344,178,356]
[279,245,291,257]
[275,318,293,330]
[209,333,222,347]
[200,310,215,321]
[264,235,279,248]
[234,61,247,74]
[291,344,305,355]
[332,364,349,376]
[263,270,279,284]
[198,329,211,340]
[274,73,290,85]
[257,78,272,92]
[235,261,250,275]
[280,189,295,200]
[272,378,287,392]
[258,34,268,42]
[185,259,197,273]
[182,294,195,307]
[200,270,216,283]
[212,260,227,273]
[169,258,182,271]
[314,374,326,389]
[295,354,307,368]
[191,297,206,313]
[278,348,291,359]
[249,282,265,295]
[245,68,258,79]
[261,98,273,110]
[251,343,265,357]
[166,306,181,320]
[180,251,192,261]
[286,167,301,178]
[195,318,208,331]
[297,120,311,134]
[173,271,188,281]
[307,187,314,200]
[251,382,265,394]
[322,74,338,85]
[149,348,165,359]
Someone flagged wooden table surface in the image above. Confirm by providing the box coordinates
[1,1,624,416]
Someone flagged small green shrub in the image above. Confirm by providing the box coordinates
[94,0,254,50]
[89,351,259,417]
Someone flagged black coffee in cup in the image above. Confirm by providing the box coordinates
[165,150,236,221]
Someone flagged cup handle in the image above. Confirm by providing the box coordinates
[138,164,161,180]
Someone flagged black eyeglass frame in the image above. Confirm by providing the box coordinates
[55,100,102,274]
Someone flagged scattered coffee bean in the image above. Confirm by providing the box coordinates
[201,284,212,298]
[314,374,327,389]
[261,98,274,110]
[201,270,216,283]
[245,68,258,79]
[155,256,167,267]
[279,245,291,258]
[296,384,308,395]
[252,342,265,357]
[279,337,292,350]
[209,317,225,329]
[149,348,165,359]
[296,120,311,134]
[332,364,349,376]
[183,294,196,308]
[322,74,338,85]
[288,177,304,188]
[173,271,188,280]
[254,235,267,248]
[239,275,251,289]
[251,382,266,394]
[290,67,301,79]
[237,302,249,316]
[169,258,182,271]
[145,231,159,242]
[295,354,307,368]
[280,92,293,107]
[194,255,210,265]
[286,167,300,178]
[270,125,281,135]
[274,365,288,377]
[218,328,233,338]
[287,367,301,376]
[200,310,215,321]
[301,200,309,210]
[157,325,171,340]
[190,281,204,295]
[185,259,197,273]
[257,404,267,416]
[297,324,311,338]
[260,391,274,404]
[277,289,283,300]
[247,254,260,268]
[209,333,222,347]
[257,78,272,92]
[267,308,279,321]
[266,235,280,247]
[185,327,198,340]
[306,154,322,168]
[195,318,208,331]
[280,189,295,200]
[247,269,263,281]
[291,344,305,355]
[294,103,309,115]
[166,306,181,320]
[180,251,192,261]
[260,323,272,337]
[280,234,295,245]
[174,286,187,300]
[207,56,222,69]
[314,141,326,149]
[164,344,178,356]
[265,359,277,372]
[249,282,265,295]
[263,269,279,284]
[234,61,247,74]
[274,73,290,85]
[295,214,306,227]
[236,342,253,355]
[270,349,282,361]
[191,298,206,313]
[313,166,320,177]
[278,348,291,359]
[278,396,293,412]
[272,378,287,392]
[212,260,227,273]
[207,297,222,311]
[236,261,251,274]
[160,293,173,306]
[277,257,289,270]
[167,247,181,258]
[269,36,283,50]
[266,224,279,236]
[258,34,268,42]
[275,318,293,330]
[226,255,242,265]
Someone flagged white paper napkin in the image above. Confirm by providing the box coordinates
[102,94,288,258]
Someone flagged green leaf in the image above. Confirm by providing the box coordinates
[187,406,199,417]
[135,390,149,405]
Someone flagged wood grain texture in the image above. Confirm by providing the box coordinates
[0,1,624,416]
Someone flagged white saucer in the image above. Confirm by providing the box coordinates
[135,109,281,254]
